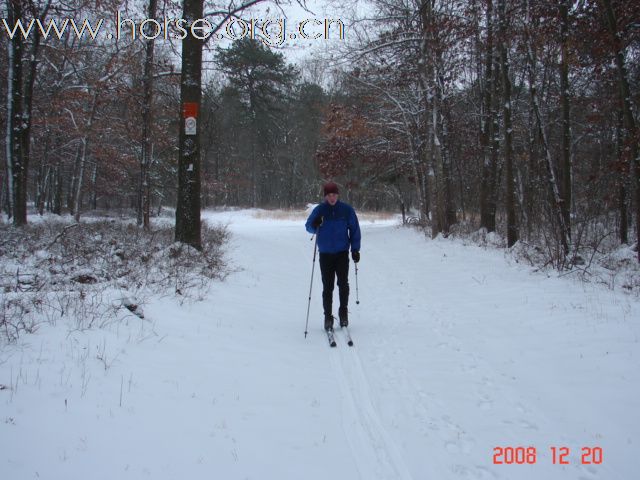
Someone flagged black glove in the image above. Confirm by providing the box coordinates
[351,251,360,263]
[312,216,323,229]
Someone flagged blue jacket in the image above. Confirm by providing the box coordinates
[305,200,361,254]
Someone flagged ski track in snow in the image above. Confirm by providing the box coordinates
[331,329,414,480]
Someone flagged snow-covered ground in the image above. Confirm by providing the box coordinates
[1,209,638,480]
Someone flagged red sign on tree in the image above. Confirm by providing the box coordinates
[182,102,198,118]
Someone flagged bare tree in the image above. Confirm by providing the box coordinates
[524,0,570,259]
[498,0,517,246]
[479,0,498,233]
[137,0,159,230]
[175,0,204,248]
[559,0,572,242]
[5,0,53,225]
[601,0,640,262]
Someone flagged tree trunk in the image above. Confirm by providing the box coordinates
[73,93,98,222]
[68,143,82,213]
[559,0,572,241]
[52,165,62,215]
[524,15,570,259]
[602,0,640,261]
[417,145,430,223]
[489,53,501,231]
[73,139,87,222]
[36,163,49,216]
[5,0,24,224]
[438,69,457,229]
[479,0,497,232]
[175,0,203,249]
[617,110,628,244]
[418,0,434,227]
[419,0,450,236]
[0,174,6,215]
[6,0,44,226]
[138,0,158,230]
[431,96,451,236]
[498,0,518,247]
[400,106,428,224]
[90,160,98,210]
[4,0,17,220]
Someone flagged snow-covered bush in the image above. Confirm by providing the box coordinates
[403,214,640,295]
[0,219,229,343]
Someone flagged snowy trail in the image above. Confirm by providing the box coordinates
[1,210,639,480]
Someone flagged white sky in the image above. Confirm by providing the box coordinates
[209,0,372,63]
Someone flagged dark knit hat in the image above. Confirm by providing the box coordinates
[323,182,339,196]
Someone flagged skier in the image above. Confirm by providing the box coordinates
[305,181,361,331]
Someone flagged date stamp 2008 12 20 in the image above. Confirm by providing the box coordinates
[493,446,603,465]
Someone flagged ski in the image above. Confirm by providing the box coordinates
[340,326,354,347]
[326,328,337,347]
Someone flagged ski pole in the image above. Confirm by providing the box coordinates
[355,262,360,305]
[304,228,319,338]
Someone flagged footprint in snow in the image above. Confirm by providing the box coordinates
[578,463,599,478]
[480,376,494,387]
[477,395,493,410]
[515,402,531,415]
[517,419,539,430]
[502,418,538,430]
[446,441,460,454]
[461,363,478,373]
[451,464,498,479]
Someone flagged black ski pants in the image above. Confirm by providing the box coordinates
[319,250,349,316]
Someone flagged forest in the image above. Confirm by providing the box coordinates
[2,3,640,476]
[2,0,639,268]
